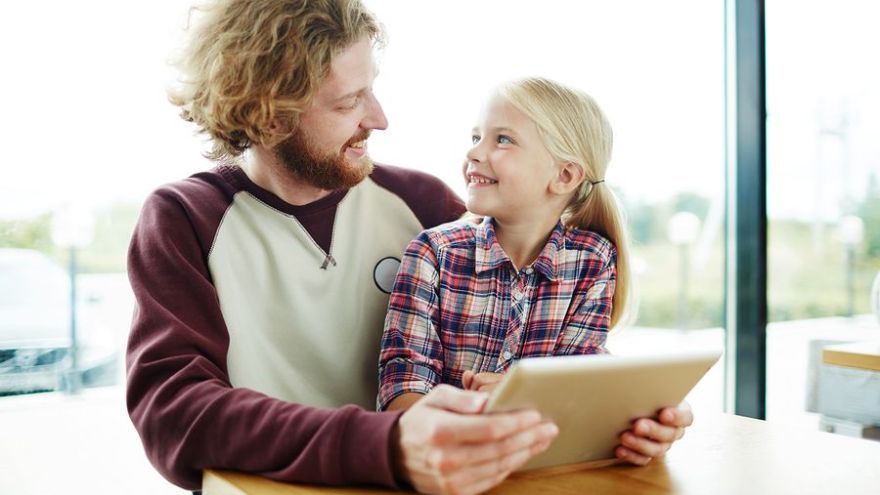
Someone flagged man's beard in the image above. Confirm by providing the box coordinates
[274,128,373,191]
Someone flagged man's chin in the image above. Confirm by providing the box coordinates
[274,133,374,191]
[345,155,374,180]
[317,155,373,190]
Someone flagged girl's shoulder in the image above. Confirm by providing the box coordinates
[563,227,617,262]
[418,218,481,250]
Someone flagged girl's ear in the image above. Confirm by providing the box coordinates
[549,162,585,196]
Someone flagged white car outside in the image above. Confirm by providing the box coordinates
[0,248,118,394]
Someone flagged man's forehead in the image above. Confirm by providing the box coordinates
[314,38,378,102]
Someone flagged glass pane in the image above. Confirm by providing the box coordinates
[365,0,727,413]
[767,1,880,432]
[0,2,203,493]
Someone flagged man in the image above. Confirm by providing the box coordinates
[126,1,692,493]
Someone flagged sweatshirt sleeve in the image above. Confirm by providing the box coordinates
[125,182,403,490]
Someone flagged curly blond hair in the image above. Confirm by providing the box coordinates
[169,0,384,161]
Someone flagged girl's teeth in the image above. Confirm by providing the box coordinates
[470,177,497,184]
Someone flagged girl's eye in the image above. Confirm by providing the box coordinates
[471,135,481,144]
[497,134,513,145]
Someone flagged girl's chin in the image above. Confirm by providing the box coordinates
[465,202,493,218]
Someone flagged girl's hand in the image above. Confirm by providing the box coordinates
[461,370,504,393]
[615,401,693,465]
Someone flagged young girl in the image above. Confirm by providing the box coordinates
[378,77,632,411]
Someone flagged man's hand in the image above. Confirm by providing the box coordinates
[393,384,558,495]
[615,401,693,465]
[461,371,503,393]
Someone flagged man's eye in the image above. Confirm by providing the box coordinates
[338,98,359,111]
[497,135,513,145]
[471,135,481,144]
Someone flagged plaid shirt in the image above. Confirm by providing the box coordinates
[378,217,616,410]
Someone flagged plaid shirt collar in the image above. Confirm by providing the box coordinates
[474,217,565,281]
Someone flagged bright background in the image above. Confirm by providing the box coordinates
[1,1,879,494]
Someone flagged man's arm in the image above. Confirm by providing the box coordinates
[126,187,403,490]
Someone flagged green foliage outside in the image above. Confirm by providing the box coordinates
[0,213,55,254]
[768,220,878,321]
[626,191,879,329]
[0,203,141,273]
[633,239,724,329]
[859,175,880,257]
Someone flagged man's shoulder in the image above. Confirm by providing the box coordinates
[368,163,466,229]
[136,165,241,248]
[149,165,240,204]
[369,163,448,190]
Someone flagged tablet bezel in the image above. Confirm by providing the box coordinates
[483,350,722,471]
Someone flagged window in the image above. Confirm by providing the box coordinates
[766,0,880,428]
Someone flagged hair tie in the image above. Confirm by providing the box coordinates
[590,179,605,186]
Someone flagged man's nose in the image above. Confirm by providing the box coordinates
[362,91,388,130]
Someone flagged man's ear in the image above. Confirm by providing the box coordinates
[265,118,293,146]
[549,162,585,196]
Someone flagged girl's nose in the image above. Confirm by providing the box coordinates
[466,141,484,163]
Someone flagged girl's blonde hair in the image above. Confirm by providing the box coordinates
[499,77,635,329]
[169,0,383,161]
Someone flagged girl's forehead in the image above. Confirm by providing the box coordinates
[476,93,532,130]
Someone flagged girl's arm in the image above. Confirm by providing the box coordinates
[378,232,446,411]
[385,393,425,411]
[556,255,616,355]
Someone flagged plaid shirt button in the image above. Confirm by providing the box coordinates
[503,350,513,360]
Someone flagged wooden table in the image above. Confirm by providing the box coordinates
[203,414,880,495]
[822,341,880,371]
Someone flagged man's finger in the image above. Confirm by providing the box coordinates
[446,445,538,494]
[435,421,558,468]
[428,409,544,444]
[421,384,488,414]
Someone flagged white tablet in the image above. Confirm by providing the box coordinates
[484,350,722,471]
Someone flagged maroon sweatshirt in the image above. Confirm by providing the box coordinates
[126,164,465,489]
